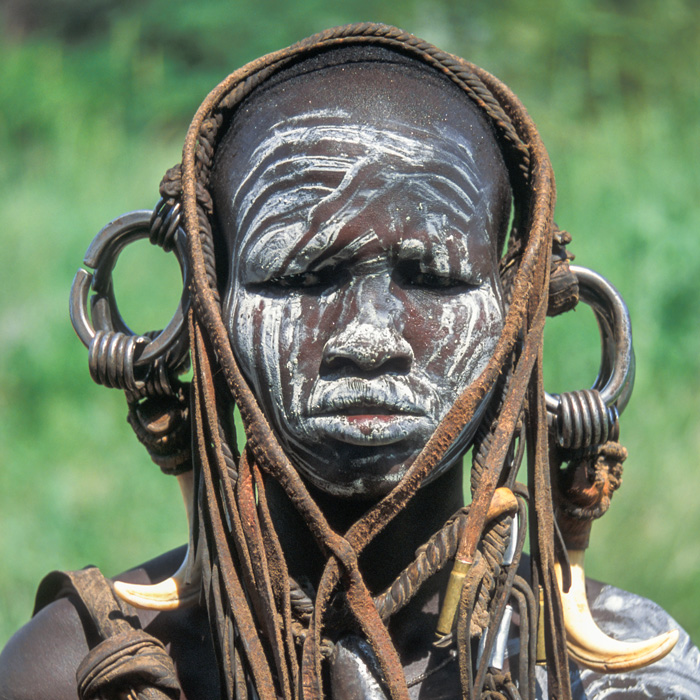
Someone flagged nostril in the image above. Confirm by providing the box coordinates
[376,355,412,374]
[323,353,359,373]
[324,352,411,375]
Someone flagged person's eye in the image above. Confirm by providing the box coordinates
[410,271,464,288]
[396,260,477,290]
[264,267,344,291]
[269,271,325,288]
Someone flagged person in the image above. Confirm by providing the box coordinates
[1,23,698,700]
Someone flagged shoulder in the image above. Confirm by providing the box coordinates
[0,589,90,700]
[568,580,700,699]
[0,548,219,700]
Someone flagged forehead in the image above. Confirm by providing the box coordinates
[231,113,495,282]
[212,56,510,279]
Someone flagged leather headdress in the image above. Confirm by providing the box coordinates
[163,23,566,700]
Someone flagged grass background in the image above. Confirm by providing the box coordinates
[1,0,699,649]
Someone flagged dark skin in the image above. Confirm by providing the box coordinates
[0,62,510,698]
[0,548,219,699]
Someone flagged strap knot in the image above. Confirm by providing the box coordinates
[77,629,180,700]
[547,225,579,317]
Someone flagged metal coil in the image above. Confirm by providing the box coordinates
[555,389,618,450]
[150,198,182,252]
[545,266,634,449]
[70,210,190,386]
[88,330,149,392]
[126,359,179,403]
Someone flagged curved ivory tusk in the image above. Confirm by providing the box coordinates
[555,549,678,673]
[114,470,202,610]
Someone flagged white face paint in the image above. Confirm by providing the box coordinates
[223,110,505,498]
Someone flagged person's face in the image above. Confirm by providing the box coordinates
[220,105,507,498]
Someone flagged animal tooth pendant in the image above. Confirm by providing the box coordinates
[114,470,201,610]
[555,549,678,673]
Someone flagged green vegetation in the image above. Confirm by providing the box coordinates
[1,0,699,650]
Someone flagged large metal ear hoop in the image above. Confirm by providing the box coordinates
[545,265,635,449]
[546,265,678,672]
[69,209,190,392]
[70,208,201,610]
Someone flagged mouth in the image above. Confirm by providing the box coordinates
[323,403,418,415]
[307,401,428,446]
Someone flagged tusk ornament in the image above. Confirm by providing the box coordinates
[555,549,678,673]
[114,470,202,610]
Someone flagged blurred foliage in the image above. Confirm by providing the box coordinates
[1,0,699,653]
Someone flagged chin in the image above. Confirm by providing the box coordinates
[291,443,422,500]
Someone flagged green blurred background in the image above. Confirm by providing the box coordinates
[1,0,699,649]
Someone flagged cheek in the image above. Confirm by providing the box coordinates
[229,290,262,379]
[294,295,329,356]
[281,298,324,410]
[231,292,287,401]
[405,288,503,386]
[231,291,335,408]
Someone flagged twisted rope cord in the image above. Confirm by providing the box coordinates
[372,508,513,633]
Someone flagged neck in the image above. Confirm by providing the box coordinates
[265,463,465,622]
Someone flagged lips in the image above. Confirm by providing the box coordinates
[307,392,429,445]
[311,397,422,415]
[309,377,426,414]
[307,413,429,446]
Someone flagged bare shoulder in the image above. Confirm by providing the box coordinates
[0,548,220,700]
[0,593,88,700]
[575,580,700,698]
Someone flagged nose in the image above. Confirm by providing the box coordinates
[323,323,414,373]
[321,276,414,374]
